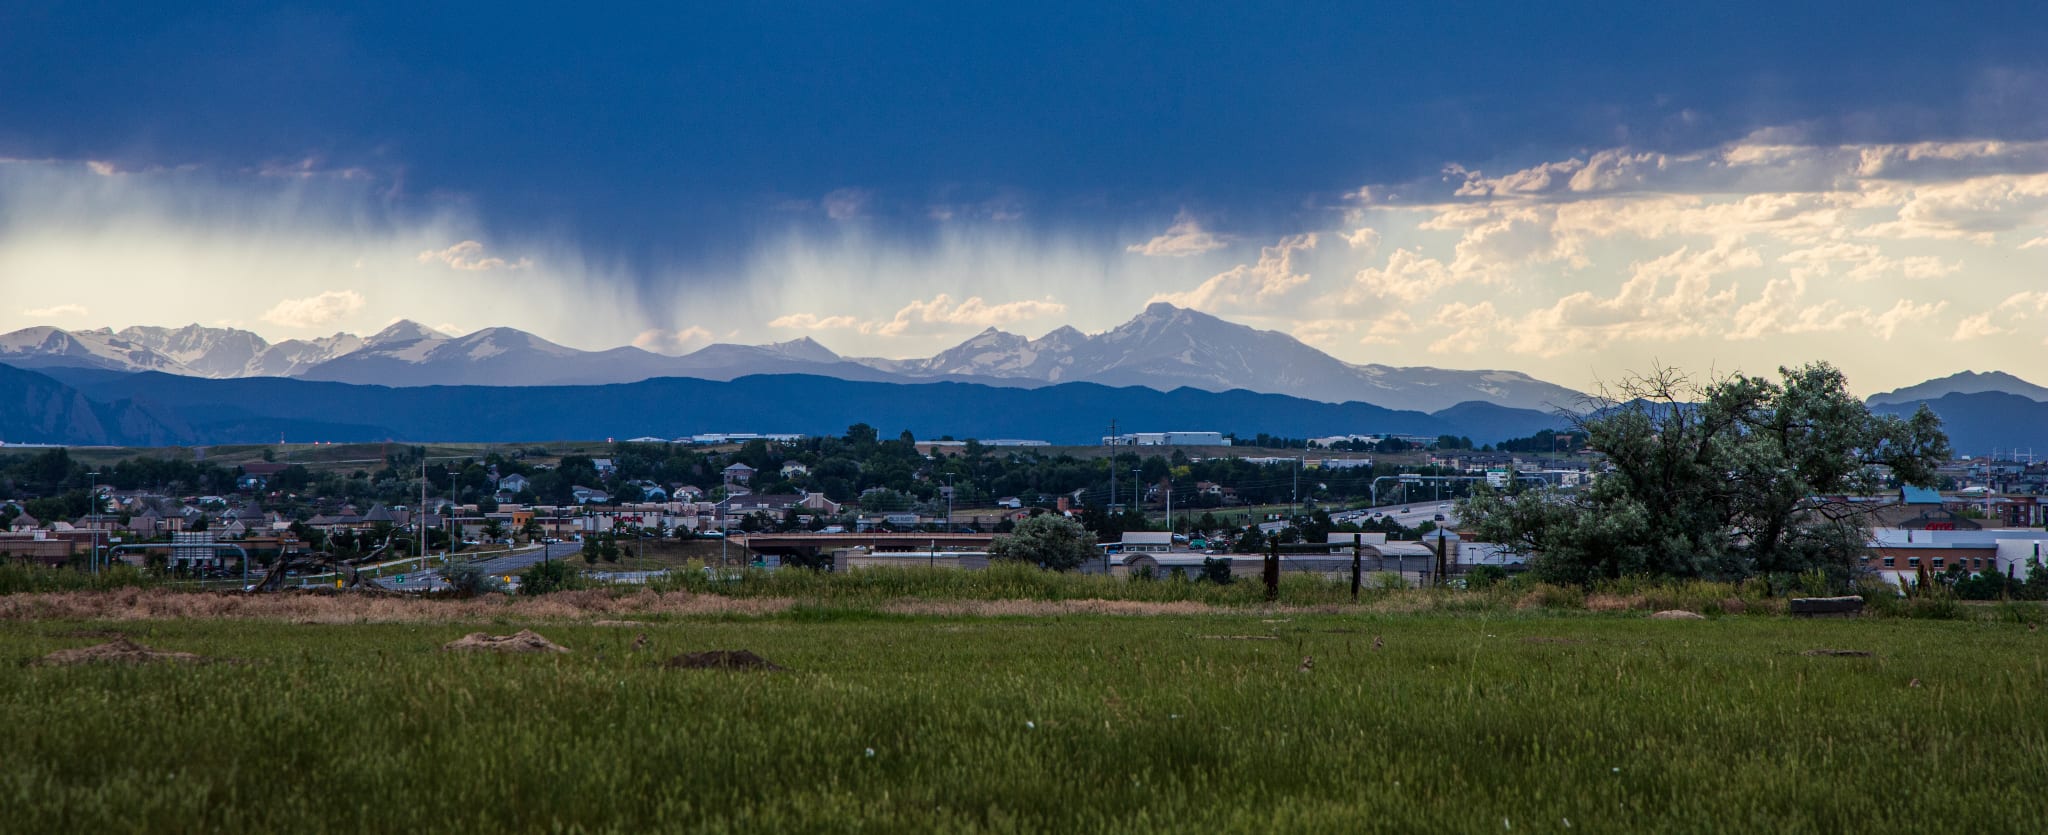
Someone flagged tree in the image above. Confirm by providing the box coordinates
[481,519,506,542]
[519,517,544,544]
[988,514,1097,571]
[1461,363,1950,586]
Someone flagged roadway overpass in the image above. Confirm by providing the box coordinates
[735,532,995,559]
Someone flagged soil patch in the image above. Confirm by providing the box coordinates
[1649,610,1706,620]
[666,650,785,671]
[1802,648,1876,658]
[39,637,206,666]
[442,629,569,653]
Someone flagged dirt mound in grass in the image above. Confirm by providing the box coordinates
[39,637,205,666]
[666,650,784,671]
[1649,610,1706,620]
[441,629,569,653]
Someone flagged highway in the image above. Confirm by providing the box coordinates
[370,542,582,592]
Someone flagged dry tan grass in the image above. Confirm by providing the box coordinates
[1585,593,1647,612]
[875,598,1219,617]
[38,637,207,666]
[442,629,570,653]
[0,588,794,624]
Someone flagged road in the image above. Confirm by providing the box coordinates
[1257,502,1460,534]
[371,542,581,592]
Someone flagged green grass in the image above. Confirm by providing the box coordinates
[3,611,2045,832]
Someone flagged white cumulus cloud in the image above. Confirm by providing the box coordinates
[1149,234,1317,310]
[20,303,89,318]
[260,290,366,328]
[768,313,861,330]
[861,294,1067,337]
[1127,211,1229,257]
[417,240,532,271]
[631,326,717,355]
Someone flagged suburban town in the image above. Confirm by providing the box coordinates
[6,422,2046,598]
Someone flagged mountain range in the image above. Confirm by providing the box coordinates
[0,304,1586,413]
[10,357,2048,453]
[1865,370,2048,407]
[0,361,1571,447]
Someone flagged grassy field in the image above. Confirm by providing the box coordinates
[4,605,2046,833]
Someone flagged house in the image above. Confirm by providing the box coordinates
[125,509,163,535]
[571,486,612,504]
[1119,531,1174,553]
[726,494,804,514]
[996,497,1023,509]
[723,463,756,485]
[672,485,705,501]
[798,492,842,514]
[780,461,810,477]
[593,458,616,476]
[496,473,531,494]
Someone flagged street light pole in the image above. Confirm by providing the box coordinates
[87,471,100,575]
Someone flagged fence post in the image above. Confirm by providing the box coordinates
[1350,532,1362,602]
[1264,537,1280,602]
[1434,528,1448,587]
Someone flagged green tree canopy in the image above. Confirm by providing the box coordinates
[988,514,1097,572]
[1460,363,1950,586]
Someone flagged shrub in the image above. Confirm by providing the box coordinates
[1517,583,1584,610]
[519,560,584,596]
[1199,557,1233,585]
[1464,565,1508,590]
[1857,579,1908,618]
[445,562,507,596]
[1907,594,1967,621]
[1993,600,2045,625]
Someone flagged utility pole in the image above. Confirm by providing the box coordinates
[1292,456,1301,517]
[1106,419,1118,515]
[945,472,954,533]
[1132,467,1141,524]
[420,449,428,565]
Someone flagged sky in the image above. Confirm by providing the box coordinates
[6,2,2048,394]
